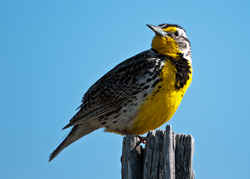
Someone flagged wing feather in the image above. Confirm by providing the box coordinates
[65,50,164,128]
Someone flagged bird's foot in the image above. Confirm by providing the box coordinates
[138,136,147,144]
[135,136,147,148]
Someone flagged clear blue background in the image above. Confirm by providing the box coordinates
[2,0,250,178]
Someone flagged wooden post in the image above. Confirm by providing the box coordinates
[121,125,195,179]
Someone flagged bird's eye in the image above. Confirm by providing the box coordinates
[174,31,179,36]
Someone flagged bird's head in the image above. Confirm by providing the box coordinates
[147,24,191,61]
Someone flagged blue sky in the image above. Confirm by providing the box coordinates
[3,0,250,178]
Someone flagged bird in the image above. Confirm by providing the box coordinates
[49,23,192,161]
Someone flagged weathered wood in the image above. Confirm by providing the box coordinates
[175,134,195,179]
[121,136,143,179]
[121,125,195,179]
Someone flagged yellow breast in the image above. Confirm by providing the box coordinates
[127,60,192,134]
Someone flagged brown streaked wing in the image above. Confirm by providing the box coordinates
[65,50,162,128]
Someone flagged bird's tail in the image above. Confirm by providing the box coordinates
[49,124,99,162]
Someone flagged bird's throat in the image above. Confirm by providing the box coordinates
[151,36,181,58]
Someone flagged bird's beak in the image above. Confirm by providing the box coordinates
[146,24,169,37]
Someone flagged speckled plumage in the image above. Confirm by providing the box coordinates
[49,24,192,161]
[68,50,167,132]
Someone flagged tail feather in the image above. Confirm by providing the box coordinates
[62,123,72,130]
[49,124,98,162]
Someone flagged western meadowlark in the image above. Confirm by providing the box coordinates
[49,23,192,161]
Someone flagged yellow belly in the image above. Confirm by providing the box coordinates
[127,60,192,134]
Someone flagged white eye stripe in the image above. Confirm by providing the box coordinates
[182,29,187,37]
[176,28,187,38]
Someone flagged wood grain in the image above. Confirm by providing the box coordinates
[121,125,195,179]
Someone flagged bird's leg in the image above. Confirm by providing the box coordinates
[135,135,147,148]
[138,136,147,144]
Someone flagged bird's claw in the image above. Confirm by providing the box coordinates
[135,136,147,148]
